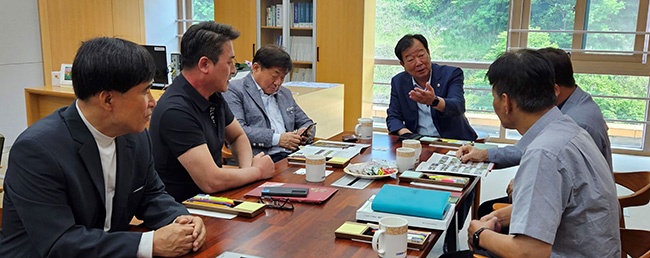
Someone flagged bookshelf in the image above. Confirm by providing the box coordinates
[219,0,376,130]
[257,0,316,81]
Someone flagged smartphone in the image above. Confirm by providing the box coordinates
[300,123,317,137]
[261,187,309,197]
[342,134,358,143]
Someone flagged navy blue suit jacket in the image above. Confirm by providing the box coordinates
[386,64,477,141]
[0,103,188,257]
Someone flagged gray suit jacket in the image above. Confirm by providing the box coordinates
[0,103,188,257]
[224,73,314,155]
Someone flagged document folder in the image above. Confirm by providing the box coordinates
[371,185,450,220]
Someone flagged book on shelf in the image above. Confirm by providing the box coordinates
[291,2,313,27]
[276,4,282,27]
[268,5,276,26]
[287,140,370,167]
[415,152,494,177]
[289,67,313,82]
[289,36,313,62]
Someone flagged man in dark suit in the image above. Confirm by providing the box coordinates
[0,37,205,257]
[386,34,477,141]
[224,45,315,162]
[386,34,476,252]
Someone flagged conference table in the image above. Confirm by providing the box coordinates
[173,132,480,258]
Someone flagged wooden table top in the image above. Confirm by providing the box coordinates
[175,132,479,258]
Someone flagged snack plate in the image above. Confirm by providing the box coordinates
[343,163,397,179]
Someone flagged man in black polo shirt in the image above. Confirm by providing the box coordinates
[150,21,277,202]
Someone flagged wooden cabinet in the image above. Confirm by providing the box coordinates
[25,87,165,126]
[316,0,375,130]
[215,0,257,62]
[37,0,145,87]
[24,85,341,138]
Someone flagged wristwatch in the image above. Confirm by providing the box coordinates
[430,97,440,107]
[472,227,490,251]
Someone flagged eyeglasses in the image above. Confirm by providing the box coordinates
[258,196,294,210]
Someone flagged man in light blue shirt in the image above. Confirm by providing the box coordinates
[458,48,612,170]
[457,47,614,219]
[225,45,314,162]
[443,50,620,258]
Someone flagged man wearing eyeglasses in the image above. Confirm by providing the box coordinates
[150,21,278,203]
[224,45,315,162]
[386,34,477,141]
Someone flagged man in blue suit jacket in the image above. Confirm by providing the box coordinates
[386,34,477,141]
[387,34,476,252]
[224,45,314,162]
[0,37,205,257]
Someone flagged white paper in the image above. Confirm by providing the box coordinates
[410,181,464,192]
[289,140,370,161]
[293,168,334,177]
[331,175,373,189]
[186,208,237,219]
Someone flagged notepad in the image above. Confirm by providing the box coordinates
[371,185,450,220]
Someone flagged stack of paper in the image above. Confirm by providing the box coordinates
[288,140,369,167]
[416,152,493,177]
[356,195,455,230]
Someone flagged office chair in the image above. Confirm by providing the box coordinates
[614,171,650,227]
[222,144,233,165]
[620,228,650,258]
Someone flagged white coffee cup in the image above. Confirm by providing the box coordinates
[401,139,422,162]
[354,118,373,140]
[395,147,416,172]
[372,216,408,258]
[305,154,326,182]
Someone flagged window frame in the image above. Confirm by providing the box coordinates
[373,0,650,155]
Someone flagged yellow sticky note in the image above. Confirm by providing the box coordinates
[235,202,265,212]
[336,222,368,234]
[328,157,348,164]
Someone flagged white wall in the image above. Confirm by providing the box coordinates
[0,0,43,147]
[0,1,179,148]
[144,0,179,68]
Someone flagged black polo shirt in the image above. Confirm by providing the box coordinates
[150,74,235,202]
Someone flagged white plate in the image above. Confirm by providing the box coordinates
[343,163,397,179]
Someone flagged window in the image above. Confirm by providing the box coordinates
[374,0,650,154]
[176,0,215,43]
[373,0,508,140]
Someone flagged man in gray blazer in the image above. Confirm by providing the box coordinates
[0,37,205,257]
[224,45,314,162]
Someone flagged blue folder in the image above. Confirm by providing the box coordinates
[371,185,451,220]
